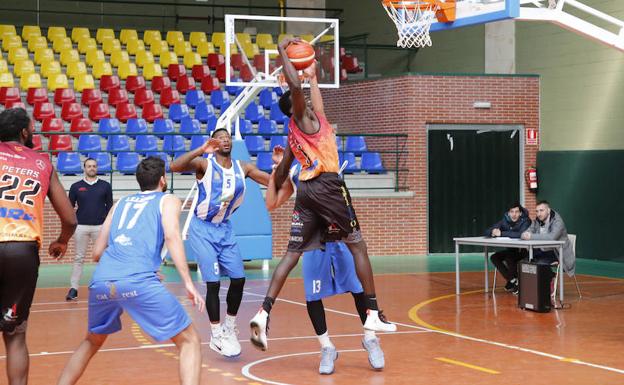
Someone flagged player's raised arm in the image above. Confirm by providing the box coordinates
[161,194,205,312]
[47,171,77,259]
[278,38,307,121]
[242,161,270,187]
[170,138,220,177]
[303,61,324,116]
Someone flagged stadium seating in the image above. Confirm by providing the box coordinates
[185,89,205,108]
[108,88,129,106]
[125,75,146,93]
[33,102,55,121]
[54,88,76,106]
[89,103,111,121]
[339,152,359,173]
[126,118,148,138]
[141,103,164,122]
[134,88,155,107]
[57,152,82,175]
[163,135,186,154]
[191,65,211,81]
[269,102,288,124]
[49,134,73,155]
[41,118,65,137]
[26,87,48,105]
[115,103,138,122]
[117,152,140,174]
[168,104,190,122]
[244,135,265,156]
[194,102,216,123]
[269,135,287,150]
[361,152,385,174]
[256,152,273,172]
[0,87,21,105]
[345,136,368,155]
[151,76,171,93]
[77,134,102,155]
[106,134,131,155]
[81,88,103,106]
[70,118,93,138]
[176,75,196,94]
[245,103,264,124]
[99,75,121,92]
[190,135,210,150]
[61,102,83,122]
[258,118,278,138]
[88,152,112,174]
[160,88,181,107]
[153,119,175,139]
[180,118,201,139]
[97,118,121,138]
[210,90,229,109]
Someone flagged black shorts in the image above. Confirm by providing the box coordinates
[288,173,362,252]
[0,241,39,334]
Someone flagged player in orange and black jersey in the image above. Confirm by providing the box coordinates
[0,108,77,385]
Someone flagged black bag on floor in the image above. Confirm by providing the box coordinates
[518,260,552,313]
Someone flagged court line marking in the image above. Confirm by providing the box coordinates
[435,357,500,374]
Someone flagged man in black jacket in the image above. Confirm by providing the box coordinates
[485,202,531,294]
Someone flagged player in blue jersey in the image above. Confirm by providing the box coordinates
[57,157,205,385]
[171,129,275,357]
[265,150,385,374]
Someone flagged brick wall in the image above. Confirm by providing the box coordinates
[39,74,539,263]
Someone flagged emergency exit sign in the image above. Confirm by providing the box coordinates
[526,129,539,145]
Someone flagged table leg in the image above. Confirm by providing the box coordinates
[529,245,533,261]
[455,242,460,295]
[559,245,564,303]
[484,246,489,293]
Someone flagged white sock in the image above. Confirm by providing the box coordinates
[225,314,236,329]
[211,323,222,337]
[317,331,334,349]
[364,329,376,341]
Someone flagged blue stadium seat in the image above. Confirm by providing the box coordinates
[146,152,170,172]
[282,117,290,135]
[259,89,277,109]
[57,152,82,175]
[126,118,148,139]
[225,78,243,96]
[245,102,264,123]
[269,102,288,124]
[180,117,201,139]
[210,90,229,110]
[106,134,131,156]
[256,152,273,172]
[162,135,186,155]
[190,135,210,151]
[361,152,385,174]
[117,152,140,174]
[168,103,190,123]
[339,152,359,174]
[88,152,112,174]
[194,102,215,123]
[238,118,253,137]
[77,134,101,155]
[336,136,343,151]
[153,118,174,139]
[206,115,218,133]
[135,134,159,155]
[220,99,231,112]
[273,87,283,96]
[244,135,265,156]
[345,136,367,155]
[269,135,287,150]
[98,118,121,138]
[258,118,278,139]
[185,89,205,109]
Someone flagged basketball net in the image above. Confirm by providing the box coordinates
[382,1,438,48]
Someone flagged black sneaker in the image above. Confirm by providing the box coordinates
[66,288,78,301]
[504,281,515,292]
[512,284,519,296]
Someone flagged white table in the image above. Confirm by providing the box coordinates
[453,236,566,302]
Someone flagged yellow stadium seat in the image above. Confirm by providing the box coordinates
[74,73,95,92]
[159,51,178,68]
[183,51,201,69]
[126,38,145,55]
[22,25,42,41]
[0,72,15,87]
[20,72,41,90]
[218,43,238,55]
[46,73,69,91]
[0,59,7,74]
[0,25,17,40]
[118,62,138,79]
[92,61,112,79]
[8,47,28,64]
[60,49,80,66]
[96,28,115,44]
[174,40,191,56]
[14,59,35,77]
[136,50,154,67]
[319,35,334,43]
[277,34,294,44]
[236,33,252,45]
[71,27,90,43]
[34,47,54,65]
[143,30,161,46]
[300,34,314,43]
[41,61,62,78]
[27,36,47,52]
[110,50,129,67]
[241,42,259,59]
[196,41,215,57]
[120,29,138,45]
[166,31,184,46]
[77,37,97,54]
[142,62,162,80]
[52,37,72,53]
[2,35,22,51]
[189,32,207,47]
[67,61,87,78]
[150,40,168,56]
[211,32,226,49]
[102,39,121,55]
[266,43,278,58]
[47,26,67,41]
[255,33,274,49]
[85,49,105,66]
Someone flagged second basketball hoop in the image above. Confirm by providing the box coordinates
[382,0,456,48]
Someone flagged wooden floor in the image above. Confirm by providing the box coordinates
[2,270,624,384]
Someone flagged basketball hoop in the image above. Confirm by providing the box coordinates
[381,0,456,48]
[277,73,308,90]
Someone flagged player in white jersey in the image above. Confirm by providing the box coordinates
[171,129,276,357]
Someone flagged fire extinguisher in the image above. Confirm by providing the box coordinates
[525,166,538,192]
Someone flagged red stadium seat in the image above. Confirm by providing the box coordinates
[216,63,233,83]
[167,64,186,81]
[61,102,84,122]
[54,88,76,106]
[70,118,93,138]
[32,134,43,151]
[253,54,265,71]
[134,88,155,107]
[240,65,254,82]
[88,102,111,121]
[26,88,48,105]
[151,76,171,94]
[41,118,65,138]
[33,102,56,121]
[175,75,196,94]
[48,134,73,155]
[191,64,211,81]
[5,102,26,109]
[200,76,220,94]
[0,87,21,106]
[81,88,103,106]
[107,88,129,106]
[230,53,244,70]
[207,53,224,70]
[160,88,181,107]
[115,102,138,122]
[342,55,363,73]
[99,74,121,92]
[125,75,146,93]
[141,102,164,122]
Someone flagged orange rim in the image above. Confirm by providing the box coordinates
[382,0,455,11]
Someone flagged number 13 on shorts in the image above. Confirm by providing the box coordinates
[312,279,321,294]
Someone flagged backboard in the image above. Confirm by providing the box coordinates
[430,0,520,32]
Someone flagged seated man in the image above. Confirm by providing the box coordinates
[521,200,575,276]
[486,202,531,294]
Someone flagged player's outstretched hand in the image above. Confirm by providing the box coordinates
[201,138,221,154]
[303,60,317,79]
[279,36,302,50]
[272,145,284,165]
[49,240,68,259]
[186,282,205,312]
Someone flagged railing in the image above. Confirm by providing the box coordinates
[34,131,409,193]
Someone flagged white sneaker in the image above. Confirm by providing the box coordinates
[249,309,269,351]
[221,324,242,357]
[363,310,397,332]
[319,346,338,375]
[209,333,223,355]
[362,337,385,370]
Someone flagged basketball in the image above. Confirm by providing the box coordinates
[285,41,315,70]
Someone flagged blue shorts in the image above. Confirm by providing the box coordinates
[88,273,191,342]
[187,216,244,282]
[302,242,363,302]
